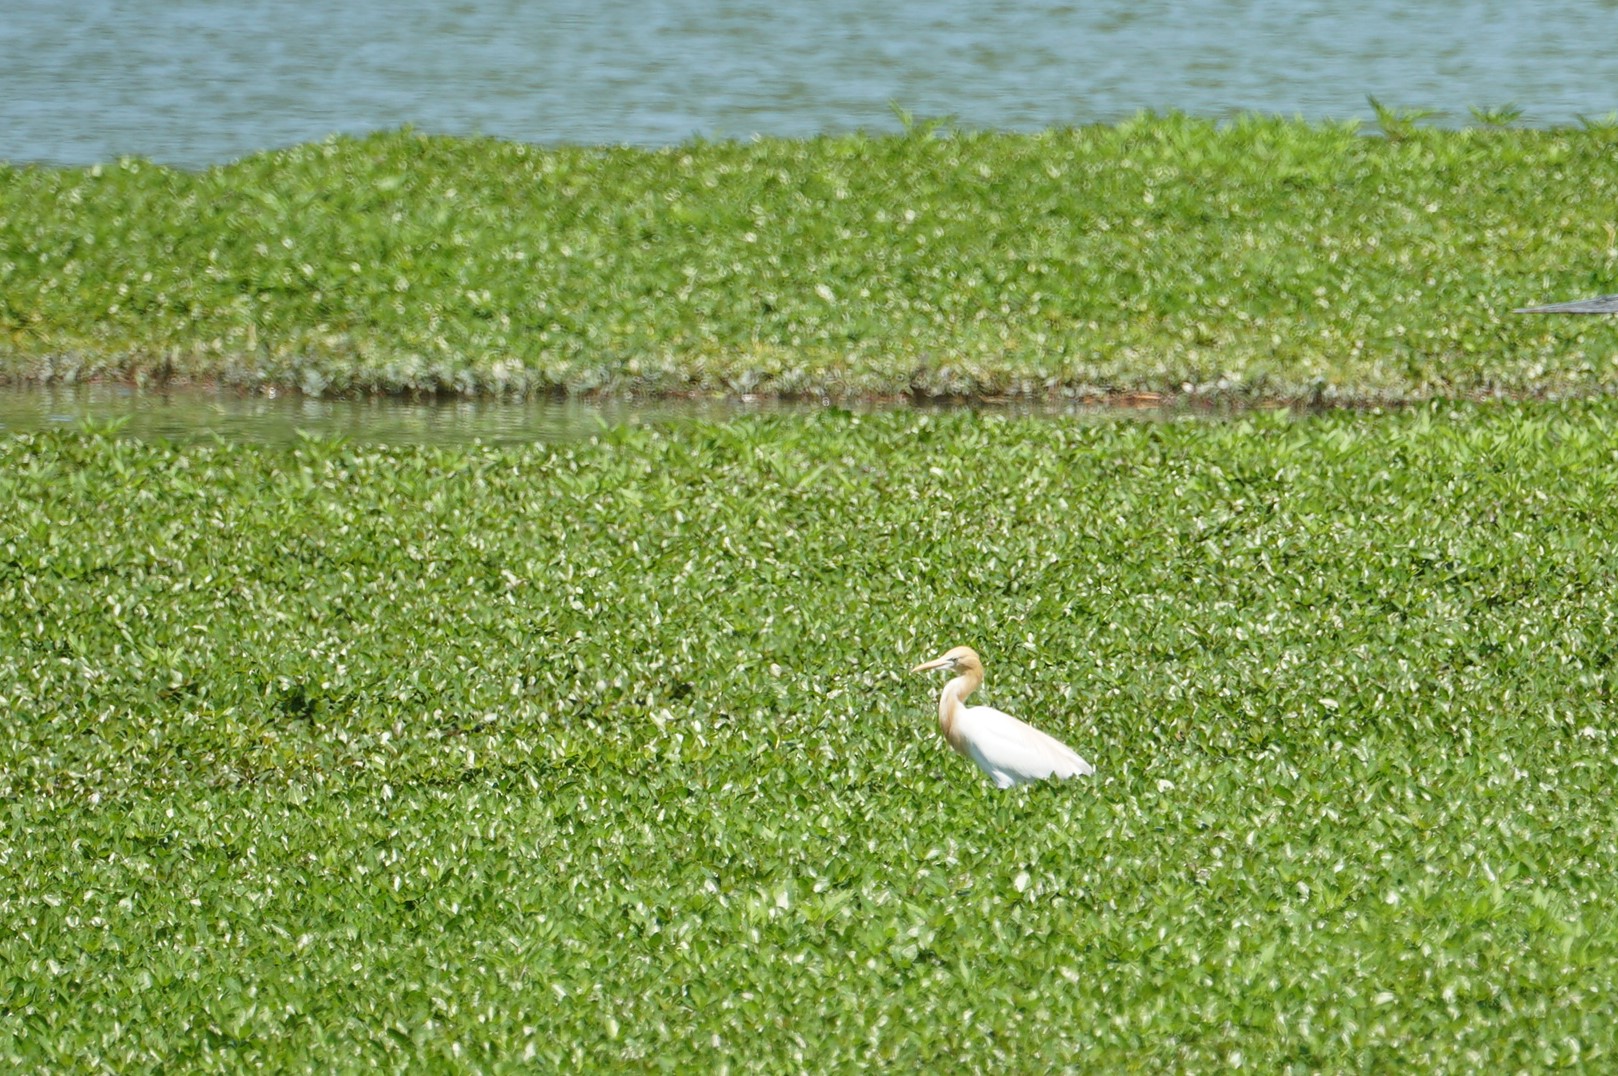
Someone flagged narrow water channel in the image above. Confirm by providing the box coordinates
[0,384,1195,446]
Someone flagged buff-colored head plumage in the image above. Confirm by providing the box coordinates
[910,645,982,677]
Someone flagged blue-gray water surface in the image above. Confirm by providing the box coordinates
[0,385,744,445]
[4,0,1617,169]
[0,385,1193,445]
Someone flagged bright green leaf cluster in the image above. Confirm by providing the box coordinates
[1,119,1614,401]
[4,402,1618,1067]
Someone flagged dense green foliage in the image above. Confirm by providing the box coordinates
[2,118,1615,401]
[5,403,1618,1069]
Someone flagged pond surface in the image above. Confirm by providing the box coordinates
[0,384,747,445]
[4,0,1617,169]
[0,384,1196,446]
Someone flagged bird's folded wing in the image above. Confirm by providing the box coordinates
[957,705,1094,781]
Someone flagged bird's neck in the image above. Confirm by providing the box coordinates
[937,671,981,753]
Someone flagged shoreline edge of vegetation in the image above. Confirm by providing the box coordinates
[1,115,1615,405]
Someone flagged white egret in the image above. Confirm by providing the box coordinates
[910,645,1094,788]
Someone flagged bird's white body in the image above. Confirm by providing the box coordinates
[911,646,1094,788]
[953,702,1095,788]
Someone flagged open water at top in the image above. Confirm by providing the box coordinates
[2,2,1613,441]
[3,0,1617,169]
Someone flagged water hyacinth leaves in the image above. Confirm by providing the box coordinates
[4,403,1618,1067]
[1,120,1616,401]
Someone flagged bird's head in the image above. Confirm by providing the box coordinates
[910,645,982,676]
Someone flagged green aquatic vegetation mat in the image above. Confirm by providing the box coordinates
[5,403,1618,1068]
[0,117,1615,401]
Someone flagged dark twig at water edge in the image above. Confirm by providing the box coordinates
[1515,294,1618,314]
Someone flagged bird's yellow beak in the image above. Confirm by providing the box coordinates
[910,654,956,674]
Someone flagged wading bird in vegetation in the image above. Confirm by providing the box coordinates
[911,646,1094,788]
[1514,294,1618,314]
